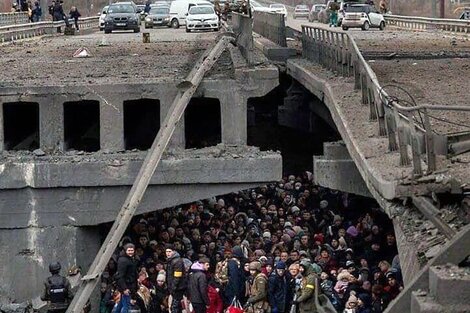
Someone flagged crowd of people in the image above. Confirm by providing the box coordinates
[99,172,403,313]
[10,0,81,31]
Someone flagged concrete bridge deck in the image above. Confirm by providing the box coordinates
[283,19,470,202]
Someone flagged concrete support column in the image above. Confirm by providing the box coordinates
[0,101,4,152]
[99,94,124,152]
[220,92,247,145]
[160,94,185,149]
[39,95,64,152]
[0,225,101,302]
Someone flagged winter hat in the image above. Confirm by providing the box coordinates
[149,240,158,246]
[291,206,300,213]
[333,215,342,223]
[232,245,244,259]
[346,226,359,238]
[157,273,166,282]
[263,231,271,239]
[293,226,303,235]
[285,229,296,238]
[284,222,293,228]
[346,260,355,268]
[254,249,266,257]
[320,200,329,209]
[276,261,286,270]
[313,233,324,244]
[281,234,292,243]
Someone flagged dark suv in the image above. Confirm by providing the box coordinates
[104,2,141,33]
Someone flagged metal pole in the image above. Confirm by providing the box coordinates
[440,0,445,18]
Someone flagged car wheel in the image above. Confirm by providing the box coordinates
[362,21,370,31]
[185,27,190,33]
[171,18,179,29]
[134,28,140,33]
[99,27,104,31]
[104,29,111,34]
[342,25,348,30]
[379,21,385,30]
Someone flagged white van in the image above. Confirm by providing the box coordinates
[169,0,212,28]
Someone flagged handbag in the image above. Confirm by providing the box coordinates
[226,297,244,313]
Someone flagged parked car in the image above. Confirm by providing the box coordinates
[308,4,325,22]
[185,5,219,32]
[341,4,385,31]
[293,5,309,19]
[168,0,212,28]
[269,3,288,19]
[99,5,109,31]
[251,0,278,13]
[104,2,141,33]
[145,6,170,27]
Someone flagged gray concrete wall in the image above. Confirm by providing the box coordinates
[0,226,101,302]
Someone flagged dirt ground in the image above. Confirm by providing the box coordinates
[0,28,234,88]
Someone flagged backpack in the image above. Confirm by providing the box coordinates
[48,276,67,303]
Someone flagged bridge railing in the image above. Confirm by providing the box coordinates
[0,12,29,27]
[385,14,470,33]
[301,25,470,177]
[0,17,99,42]
[253,11,287,47]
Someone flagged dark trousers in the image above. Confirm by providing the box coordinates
[192,303,206,313]
[74,18,79,30]
[171,294,183,313]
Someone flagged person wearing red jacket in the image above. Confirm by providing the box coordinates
[207,280,224,313]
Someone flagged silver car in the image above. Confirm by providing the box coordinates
[145,6,170,28]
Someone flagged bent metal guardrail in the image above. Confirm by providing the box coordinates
[301,25,470,178]
[385,14,470,33]
[0,12,29,26]
[0,17,99,43]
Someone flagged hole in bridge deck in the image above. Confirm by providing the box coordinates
[64,100,100,152]
[185,98,221,149]
[124,99,160,150]
[3,102,39,151]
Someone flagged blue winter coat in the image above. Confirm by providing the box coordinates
[268,272,287,313]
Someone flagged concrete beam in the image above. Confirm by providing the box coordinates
[313,142,371,198]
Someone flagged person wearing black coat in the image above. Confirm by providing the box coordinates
[115,243,138,313]
[188,258,210,313]
[69,7,81,31]
[166,244,187,313]
[268,261,288,313]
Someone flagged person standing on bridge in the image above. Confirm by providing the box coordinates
[115,243,138,313]
[32,1,42,22]
[69,6,81,32]
[328,0,340,27]
[41,262,73,313]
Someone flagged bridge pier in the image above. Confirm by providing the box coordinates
[313,141,372,198]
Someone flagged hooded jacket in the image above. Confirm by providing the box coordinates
[296,263,317,313]
[268,271,287,313]
[166,252,186,295]
[188,262,210,305]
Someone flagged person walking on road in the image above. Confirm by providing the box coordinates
[328,0,340,27]
[115,243,138,313]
